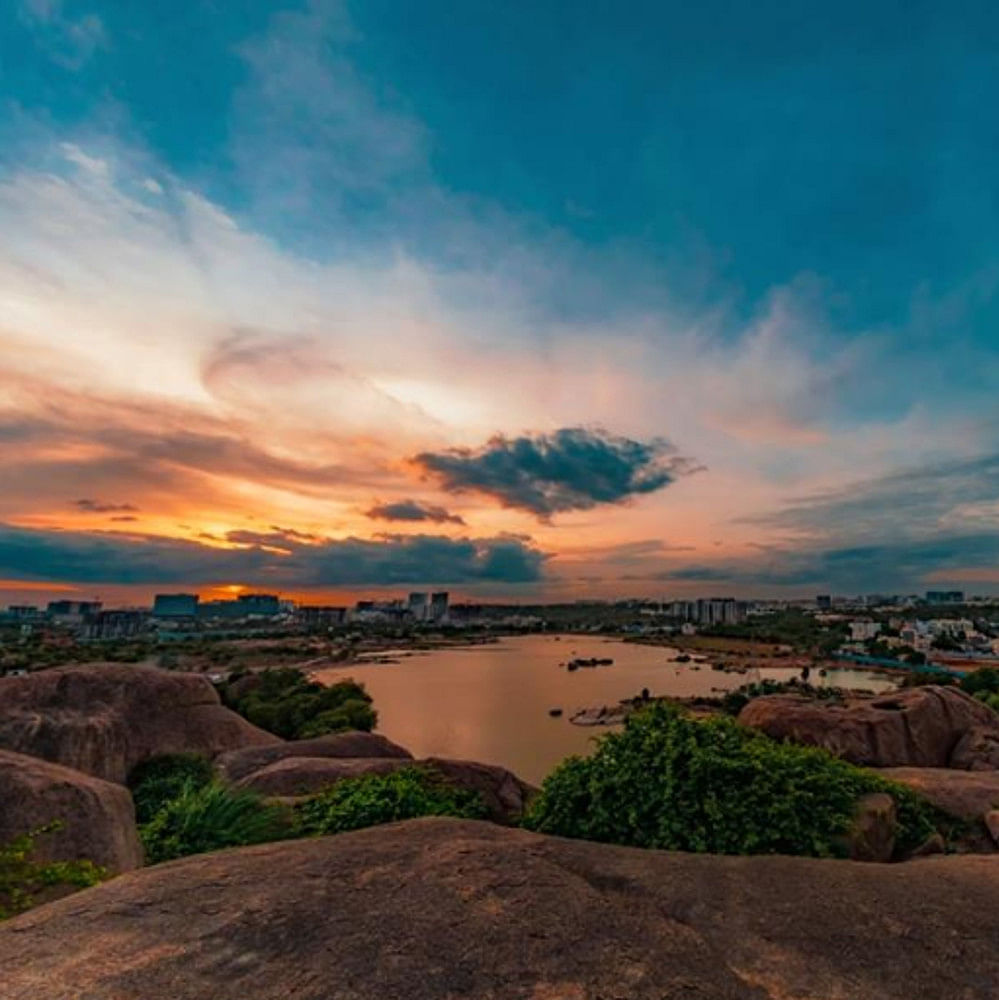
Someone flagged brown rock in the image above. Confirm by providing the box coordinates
[3,818,999,1000]
[986,810,999,846]
[0,665,279,783]
[423,757,537,824]
[951,725,999,770]
[0,750,142,873]
[215,732,412,784]
[738,686,999,768]
[847,792,896,862]
[879,767,999,821]
[235,756,412,796]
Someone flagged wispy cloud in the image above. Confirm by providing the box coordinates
[18,0,106,70]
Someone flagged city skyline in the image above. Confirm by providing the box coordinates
[3,1,999,603]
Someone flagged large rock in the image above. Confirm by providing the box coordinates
[738,685,999,768]
[0,665,279,783]
[3,818,999,999]
[879,766,999,822]
[235,756,412,796]
[215,732,412,784]
[0,750,143,873]
[233,753,534,824]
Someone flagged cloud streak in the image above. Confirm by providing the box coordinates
[365,499,465,525]
[414,427,700,519]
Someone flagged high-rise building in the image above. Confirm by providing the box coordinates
[47,600,102,623]
[429,592,450,623]
[926,590,965,604]
[408,592,429,621]
[153,593,199,618]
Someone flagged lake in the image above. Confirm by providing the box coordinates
[313,634,895,785]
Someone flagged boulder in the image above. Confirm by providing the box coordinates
[422,757,537,824]
[0,665,279,783]
[214,732,412,784]
[0,750,143,873]
[878,767,999,822]
[234,756,412,796]
[986,811,999,846]
[951,725,999,770]
[3,818,999,1000]
[738,686,999,768]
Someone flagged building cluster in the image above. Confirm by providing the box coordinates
[663,598,748,626]
[352,592,450,625]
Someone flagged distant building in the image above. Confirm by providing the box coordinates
[849,620,882,642]
[153,593,199,618]
[84,610,147,641]
[429,591,450,623]
[47,600,102,624]
[297,605,346,628]
[6,605,40,619]
[665,598,746,626]
[816,595,832,610]
[408,592,429,621]
[926,591,965,604]
[235,593,280,616]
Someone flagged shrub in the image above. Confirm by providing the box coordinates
[139,781,292,864]
[221,669,376,740]
[295,766,487,837]
[719,679,842,716]
[523,702,936,859]
[0,823,105,919]
[128,753,215,824]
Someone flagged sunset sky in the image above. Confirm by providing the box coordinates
[2,0,999,605]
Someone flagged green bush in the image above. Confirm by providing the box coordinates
[295,766,487,837]
[523,702,937,859]
[719,679,842,716]
[128,753,215,824]
[221,669,376,740]
[139,781,292,864]
[1,823,105,919]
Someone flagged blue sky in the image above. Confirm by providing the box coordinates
[1,0,998,600]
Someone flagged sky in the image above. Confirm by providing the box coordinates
[1,0,998,605]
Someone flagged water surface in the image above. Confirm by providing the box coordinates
[314,634,894,785]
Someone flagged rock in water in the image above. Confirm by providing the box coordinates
[0,665,279,783]
[215,732,413,784]
[2,818,999,999]
[738,686,999,768]
[0,749,143,873]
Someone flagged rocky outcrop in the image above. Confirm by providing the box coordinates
[847,792,896,862]
[879,766,999,821]
[231,748,535,824]
[0,750,143,873]
[3,818,999,1000]
[215,732,412,784]
[0,665,279,783]
[738,686,999,768]
[234,756,412,796]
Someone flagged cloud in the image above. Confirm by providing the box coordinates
[365,499,465,525]
[74,499,139,514]
[413,427,700,518]
[0,523,546,587]
[18,0,106,70]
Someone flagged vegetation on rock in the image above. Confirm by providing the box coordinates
[128,753,215,824]
[138,780,292,864]
[523,702,938,858]
[219,668,376,740]
[295,766,488,836]
[0,823,105,919]
[962,668,999,713]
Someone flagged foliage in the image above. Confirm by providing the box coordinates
[718,678,842,716]
[295,766,487,837]
[961,667,999,713]
[900,669,959,688]
[220,668,376,740]
[0,823,105,920]
[523,702,937,859]
[127,753,215,824]
[138,781,292,864]
[699,609,848,654]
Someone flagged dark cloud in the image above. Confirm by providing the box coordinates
[110,515,138,523]
[413,427,700,518]
[365,499,465,525]
[0,523,545,587]
[74,499,139,513]
[665,532,999,592]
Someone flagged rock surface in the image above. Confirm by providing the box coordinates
[233,752,535,824]
[215,732,412,784]
[3,818,999,1000]
[738,685,999,768]
[879,766,999,821]
[0,750,143,872]
[0,665,279,783]
[847,792,896,862]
